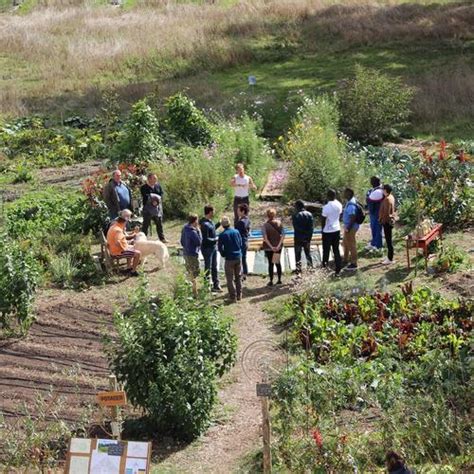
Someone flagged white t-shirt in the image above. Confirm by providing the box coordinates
[234,174,250,198]
[322,199,342,233]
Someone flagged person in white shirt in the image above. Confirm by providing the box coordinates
[321,189,343,275]
[366,176,384,251]
[230,163,257,224]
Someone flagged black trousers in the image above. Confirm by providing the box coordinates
[233,196,249,225]
[265,251,282,282]
[294,239,313,273]
[383,223,394,261]
[142,214,165,241]
[322,231,342,273]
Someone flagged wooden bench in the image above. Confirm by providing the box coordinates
[247,233,322,252]
[100,232,130,273]
[406,223,443,270]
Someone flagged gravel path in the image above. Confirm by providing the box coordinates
[156,276,290,473]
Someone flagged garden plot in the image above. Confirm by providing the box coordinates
[0,302,112,424]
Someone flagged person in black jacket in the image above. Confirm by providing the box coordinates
[140,173,166,242]
[292,200,314,274]
[235,203,250,280]
[199,205,222,292]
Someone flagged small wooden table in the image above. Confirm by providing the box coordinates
[406,223,443,270]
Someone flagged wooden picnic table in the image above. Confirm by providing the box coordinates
[406,223,443,270]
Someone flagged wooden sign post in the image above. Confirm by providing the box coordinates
[257,381,272,474]
[96,375,127,440]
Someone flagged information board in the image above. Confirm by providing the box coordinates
[65,438,151,474]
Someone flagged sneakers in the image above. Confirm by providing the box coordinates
[381,258,394,265]
[346,263,358,271]
[267,281,274,287]
[211,286,223,293]
[276,280,283,285]
[129,270,139,277]
[365,243,376,251]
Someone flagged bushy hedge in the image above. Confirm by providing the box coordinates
[151,114,273,218]
[165,93,213,146]
[338,65,414,144]
[109,278,237,440]
[281,95,365,202]
[113,99,166,165]
[0,238,39,336]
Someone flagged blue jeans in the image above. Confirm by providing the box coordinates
[201,246,219,288]
[241,242,248,275]
[370,212,383,249]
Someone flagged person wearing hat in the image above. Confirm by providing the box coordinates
[218,216,243,303]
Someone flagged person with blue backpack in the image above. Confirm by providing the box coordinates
[342,188,365,271]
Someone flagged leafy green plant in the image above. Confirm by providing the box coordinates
[272,284,473,472]
[109,277,237,440]
[11,160,33,184]
[0,116,105,168]
[49,253,79,288]
[433,243,470,273]
[398,142,473,230]
[165,92,213,146]
[338,65,414,144]
[5,189,85,239]
[213,113,273,187]
[113,99,165,164]
[0,238,39,336]
[281,95,365,202]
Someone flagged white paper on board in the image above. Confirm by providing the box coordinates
[70,438,91,454]
[89,451,120,474]
[126,441,149,458]
[69,455,90,474]
[125,457,147,474]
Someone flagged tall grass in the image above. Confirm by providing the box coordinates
[0,0,472,124]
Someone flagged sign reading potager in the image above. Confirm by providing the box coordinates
[97,390,127,407]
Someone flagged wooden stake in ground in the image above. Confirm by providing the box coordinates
[109,374,122,440]
[257,381,272,474]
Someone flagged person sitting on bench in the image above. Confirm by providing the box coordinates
[106,210,141,276]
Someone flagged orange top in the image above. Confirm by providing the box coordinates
[107,221,128,256]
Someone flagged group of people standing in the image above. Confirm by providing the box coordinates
[103,163,396,294]
[320,180,396,276]
[181,163,253,302]
[103,169,167,243]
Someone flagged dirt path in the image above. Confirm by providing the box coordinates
[156,277,290,473]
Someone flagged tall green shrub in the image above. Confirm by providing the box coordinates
[213,114,273,188]
[282,95,364,202]
[338,65,414,144]
[153,146,232,218]
[109,277,236,440]
[114,99,165,164]
[0,238,39,336]
[165,93,213,146]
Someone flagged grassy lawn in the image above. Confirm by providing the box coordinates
[210,39,474,140]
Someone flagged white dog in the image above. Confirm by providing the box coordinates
[134,232,169,269]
